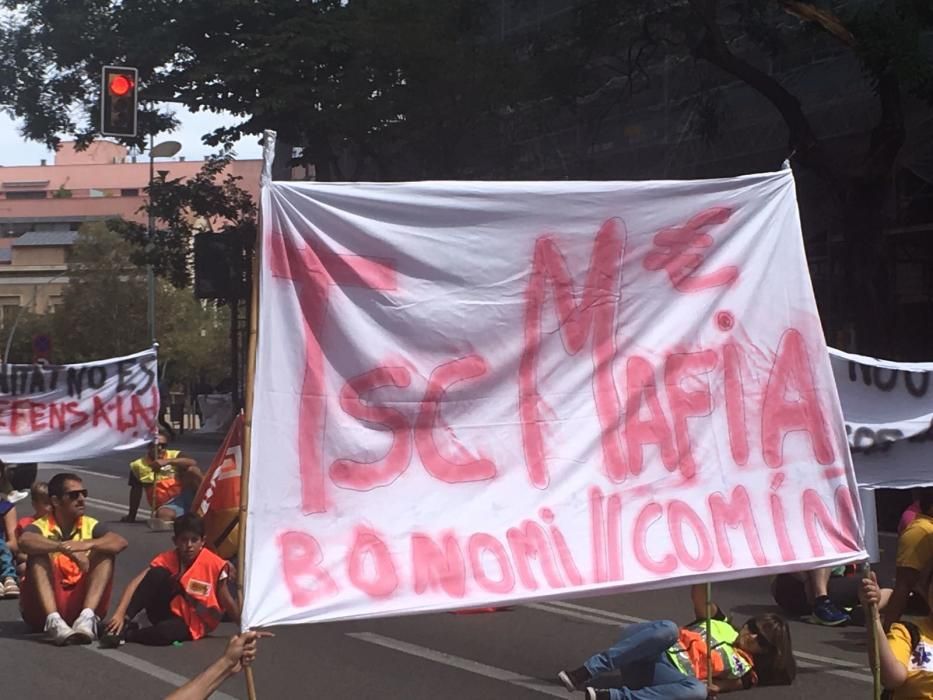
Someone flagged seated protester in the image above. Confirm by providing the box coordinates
[772,565,892,624]
[0,494,18,598]
[18,473,128,645]
[101,513,239,647]
[122,432,201,523]
[15,481,51,578]
[861,564,933,698]
[558,584,795,699]
[885,487,933,630]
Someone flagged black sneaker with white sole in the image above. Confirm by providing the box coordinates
[585,688,611,700]
[558,666,592,691]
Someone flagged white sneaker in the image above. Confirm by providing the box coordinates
[44,614,76,646]
[6,489,29,504]
[70,611,98,644]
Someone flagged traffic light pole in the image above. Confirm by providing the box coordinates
[147,133,156,345]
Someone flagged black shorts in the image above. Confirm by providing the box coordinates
[128,471,143,488]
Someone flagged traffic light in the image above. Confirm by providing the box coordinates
[101,66,138,137]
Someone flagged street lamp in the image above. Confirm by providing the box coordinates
[147,138,182,344]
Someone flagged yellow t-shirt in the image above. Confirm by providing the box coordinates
[896,514,933,571]
[889,618,933,700]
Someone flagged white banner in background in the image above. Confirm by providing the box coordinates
[831,348,933,488]
[0,349,159,462]
[244,170,865,629]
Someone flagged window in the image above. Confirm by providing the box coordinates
[4,190,47,200]
[0,296,21,327]
[120,188,140,196]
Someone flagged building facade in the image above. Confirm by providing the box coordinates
[0,141,261,327]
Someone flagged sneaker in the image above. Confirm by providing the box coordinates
[99,619,133,649]
[44,614,76,646]
[558,666,592,692]
[70,611,99,644]
[810,597,849,626]
[2,577,19,598]
[585,689,611,700]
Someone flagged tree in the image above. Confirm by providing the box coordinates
[0,0,524,180]
[4,223,229,388]
[526,1,933,355]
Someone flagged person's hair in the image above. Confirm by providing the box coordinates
[173,513,205,540]
[918,488,933,515]
[30,481,49,502]
[48,473,83,500]
[748,613,796,686]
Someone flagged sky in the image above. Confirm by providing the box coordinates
[0,105,264,166]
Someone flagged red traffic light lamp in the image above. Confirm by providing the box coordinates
[108,73,133,97]
[101,65,138,137]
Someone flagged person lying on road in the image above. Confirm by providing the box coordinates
[18,472,128,645]
[101,513,238,647]
[557,583,796,699]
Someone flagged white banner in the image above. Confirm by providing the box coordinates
[0,349,159,462]
[244,169,865,629]
[831,348,933,488]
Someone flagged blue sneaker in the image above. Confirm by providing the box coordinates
[810,597,849,626]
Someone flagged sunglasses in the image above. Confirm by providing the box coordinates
[745,619,774,650]
[62,489,88,501]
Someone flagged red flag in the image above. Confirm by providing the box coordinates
[190,416,243,560]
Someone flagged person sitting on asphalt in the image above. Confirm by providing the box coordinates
[557,583,795,699]
[861,563,933,698]
[0,485,20,599]
[15,481,51,578]
[18,472,128,645]
[165,630,273,700]
[101,513,239,647]
[772,565,890,626]
[122,431,201,524]
[885,487,933,630]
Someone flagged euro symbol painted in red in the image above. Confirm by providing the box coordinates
[643,207,739,292]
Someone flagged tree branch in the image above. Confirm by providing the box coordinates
[687,0,835,178]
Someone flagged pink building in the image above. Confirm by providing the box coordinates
[0,141,262,325]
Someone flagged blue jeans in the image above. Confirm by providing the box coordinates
[0,538,17,581]
[583,620,707,700]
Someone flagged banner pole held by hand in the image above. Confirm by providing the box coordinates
[861,562,882,700]
[706,582,713,690]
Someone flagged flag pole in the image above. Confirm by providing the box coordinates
[705,582,713,690]
[862,562,882,700]
[236,130,275,700]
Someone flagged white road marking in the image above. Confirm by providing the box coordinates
[529,601,874,683]
[85,496,131,515]
[38,463,121,480]
[348,632,566,698]
[85,645,240,699]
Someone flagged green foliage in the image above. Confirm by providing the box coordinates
[114,150,257,289]
[2,222,229,385]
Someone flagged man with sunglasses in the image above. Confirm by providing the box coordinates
[17,473,128,645]
[122,431,200,524]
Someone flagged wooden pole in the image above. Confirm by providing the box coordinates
[862,562,882,700]
[237,221,262,700]
[705,582,713,690]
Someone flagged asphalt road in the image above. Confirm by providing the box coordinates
[0,434,886,699]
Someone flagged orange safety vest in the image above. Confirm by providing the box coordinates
[30,513,98,588]
[130,450,183,509]
[151,547,228,640]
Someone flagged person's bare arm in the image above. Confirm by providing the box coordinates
[163,457,197,472]
[104,568,149,635]
[883,566,918,630]
[61,531,128,557]
[690,582,720,620]
[164,631,272,700]
[19,530,63,556]
[218,570,241,625]
[861,573,909,689]
[708,677,744,694]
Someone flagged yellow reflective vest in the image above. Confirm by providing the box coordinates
[130,449,183,508]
